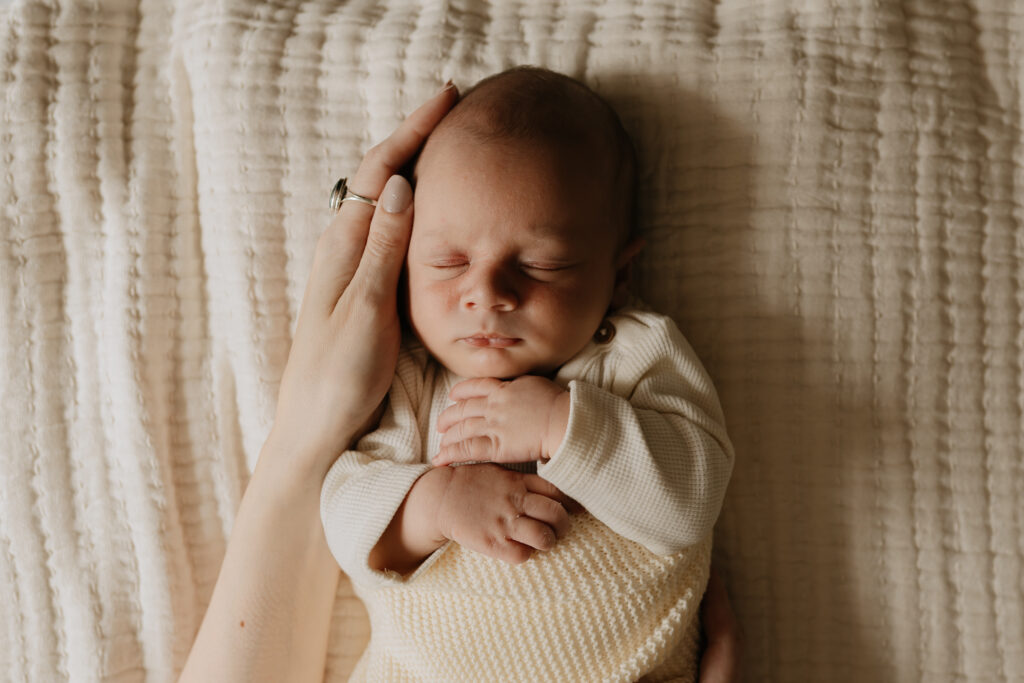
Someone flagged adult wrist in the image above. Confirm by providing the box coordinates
[258,425,356,494]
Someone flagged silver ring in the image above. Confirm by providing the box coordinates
[330,177,377,213]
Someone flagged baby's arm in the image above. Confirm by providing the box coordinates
[433,312,734,556]
[370,463,571,574]
[537,314,735,554]
[320,349,435,586]
[322,348,572,584]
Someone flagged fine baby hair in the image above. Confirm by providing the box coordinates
[411,65,638,248]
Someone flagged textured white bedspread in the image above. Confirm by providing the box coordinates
[2,0,1022,681]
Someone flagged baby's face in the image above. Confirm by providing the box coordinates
[406,133,620,379]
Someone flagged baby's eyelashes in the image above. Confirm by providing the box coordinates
[425,259,576,273]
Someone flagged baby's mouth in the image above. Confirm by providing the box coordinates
[461,334,521,348]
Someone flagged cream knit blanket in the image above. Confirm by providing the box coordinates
[352,517,710,682]
[2,1,1024,681]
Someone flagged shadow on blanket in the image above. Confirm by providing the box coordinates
[600,70,894,681]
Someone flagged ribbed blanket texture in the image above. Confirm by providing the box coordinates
[1,0,1022,681]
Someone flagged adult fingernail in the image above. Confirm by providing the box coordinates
[381,174,412,214]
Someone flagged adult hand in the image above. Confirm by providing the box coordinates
[271,82,459,480]
[179,82,458,683]
[698,567,743,682]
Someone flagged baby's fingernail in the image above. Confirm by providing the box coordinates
[437,79,455,95]
[381,174,412,214]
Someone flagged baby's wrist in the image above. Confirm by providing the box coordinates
[542,389,571,461]
[406,466,453,546]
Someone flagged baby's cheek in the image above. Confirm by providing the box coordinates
[435,281,462,311]
[408,272,455,312]
[529,282,586,315]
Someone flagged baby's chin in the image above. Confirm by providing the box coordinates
[436,348,558,381]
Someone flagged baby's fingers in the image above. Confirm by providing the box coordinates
[507,516,557,554]
[522,492,571,539]
[433,435,494,465]
[449,377,503,401]
[483,536,534,566]
[523,474,576,511]
[436,397,487,434]
[438,416,489,450]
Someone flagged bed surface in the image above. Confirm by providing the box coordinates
[2,0,1022,680]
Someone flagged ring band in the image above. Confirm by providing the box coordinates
[330,177,377,213]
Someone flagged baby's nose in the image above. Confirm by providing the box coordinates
[462,264,519,311]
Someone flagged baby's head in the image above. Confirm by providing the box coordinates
[406,66,642,379]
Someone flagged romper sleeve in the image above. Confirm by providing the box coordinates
[320,346,434,587]
[537,311,734,555]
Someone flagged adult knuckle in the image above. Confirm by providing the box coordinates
[316,222,349,256]
[364,143,397,175]
[363,143,385,166]
[364,227,402,259]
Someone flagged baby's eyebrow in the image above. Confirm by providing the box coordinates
[414,221,580,248]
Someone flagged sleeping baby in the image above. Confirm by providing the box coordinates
[321,65,735,681]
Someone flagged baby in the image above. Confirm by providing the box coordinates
[321,66,734,681]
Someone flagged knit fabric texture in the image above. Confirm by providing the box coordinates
[322,306,733,680]
[351,516,711,682]
[6,1,1024,680]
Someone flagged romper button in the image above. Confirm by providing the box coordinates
[593,320,615,344]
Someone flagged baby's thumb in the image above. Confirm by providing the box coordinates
[352,174,414,299]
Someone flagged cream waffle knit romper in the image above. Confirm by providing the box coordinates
[322,306,735,682]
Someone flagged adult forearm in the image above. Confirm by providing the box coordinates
[179,436,343,683]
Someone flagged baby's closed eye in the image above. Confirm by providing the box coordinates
[519,261,573,271]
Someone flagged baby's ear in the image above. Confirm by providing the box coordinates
[610,236,646,309]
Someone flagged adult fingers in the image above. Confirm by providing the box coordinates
[347,81,458,199]
[346,174,415,305]
[298,209,371,325]
[302,82,458,318]
[449,377,503,401]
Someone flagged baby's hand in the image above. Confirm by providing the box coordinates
[435,463,572,564]
[433,376,570,466]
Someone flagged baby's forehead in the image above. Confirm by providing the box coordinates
[418,123,616,200]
